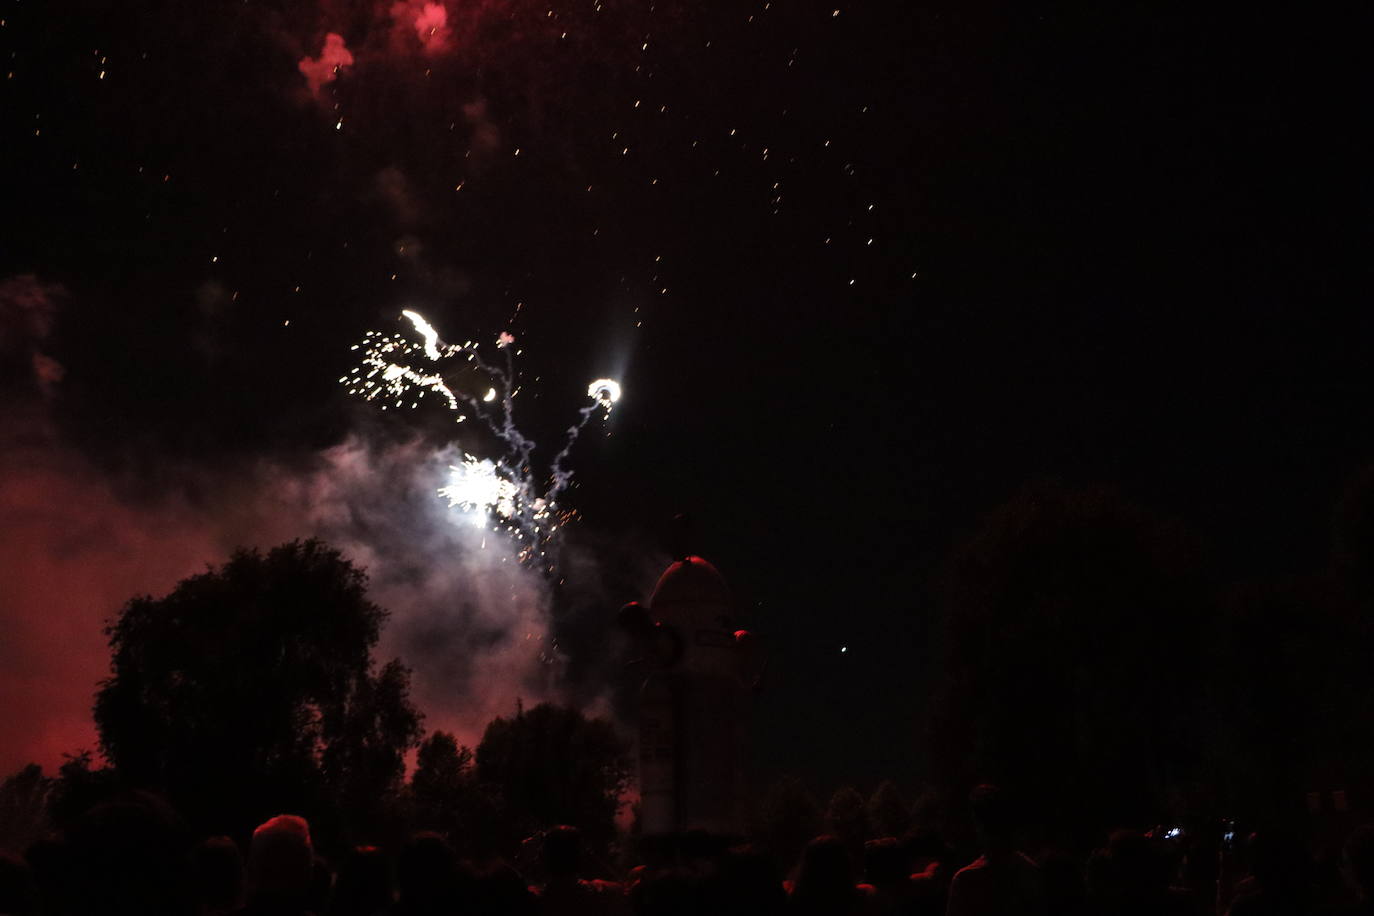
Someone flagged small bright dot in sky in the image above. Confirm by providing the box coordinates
[840,646,848,653]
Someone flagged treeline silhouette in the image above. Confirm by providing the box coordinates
[8,469,1374,913]
[929,476,1374,836]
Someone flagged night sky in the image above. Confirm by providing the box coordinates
[1,1,1369,791]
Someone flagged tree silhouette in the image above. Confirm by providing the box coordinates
[933,481,1210,835]
[0,764,50,853]
[410,730,499,852]
[45,751,120,832]
[413,731,474,808]
[94,539,422,841]
[475,702,630,854]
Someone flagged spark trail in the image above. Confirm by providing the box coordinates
[342,310,619,564]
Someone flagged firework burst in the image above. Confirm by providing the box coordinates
[342,310,618,564]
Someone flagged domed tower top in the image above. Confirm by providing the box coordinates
[649,555,730,612]
[647,556,737,675]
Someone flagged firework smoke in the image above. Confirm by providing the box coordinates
[298,32,355,98]
[403,1,453,55]
[343,310,619,566]
[0,279,634,775]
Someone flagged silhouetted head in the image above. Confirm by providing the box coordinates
[1108,830,1168,896]
[191,836,243,913]
[541,825,583,880]
[467,859,532,916]
[246,814,313,903]
[0,853,38,916]
[396,832,459,911]
[902,826,948,867]
[682,828,726,864]
[1086,829,1169,911]
[67,791,194,915]
[791,835,857,913]
[968,784,1018,854]
[717,844,786,916]
[1247,829,1312,894]
[22,837,70,914]
[633,867,701,916]
[330,845,391,916]
[307,854,334,914]
[863,837,909,886]
[1038,850,1086,915]
[1345,825,1374,900]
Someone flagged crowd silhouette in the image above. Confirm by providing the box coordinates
[3,782,1374,916]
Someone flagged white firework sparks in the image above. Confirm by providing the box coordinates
[438,456,520,527]
[401,309,444,361]
[342,310,618,562]
[587,378,621,407]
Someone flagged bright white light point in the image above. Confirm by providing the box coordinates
[401,309,443,360]
[587,378,621,404]
[483,387,497,402]
[840,646,848,653]
[440,456,519,525]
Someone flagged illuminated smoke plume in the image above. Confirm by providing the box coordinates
[0,274,65,398]
[343,310,619,568]
[0,424,575,772]
[375,168,426,229]
[0,280,621,775]
[461,99,503,159]
[391,0,453,55]
[549,380,621,495]
[298,32,355,98]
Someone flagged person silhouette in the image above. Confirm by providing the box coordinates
[242,814,315,916]
[532,825,624,915]
[1343,825,1374,914]
[788,835,862,916]
[944,785,1041,916]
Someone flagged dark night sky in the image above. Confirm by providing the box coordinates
[1,0,1369,790]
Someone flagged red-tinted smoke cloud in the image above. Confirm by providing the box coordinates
[0,425,578,777]
[384,0,452,55]
[298,32,355,98]
[0,276,593,778]
[0,275,64,398]
[0,409,233,777]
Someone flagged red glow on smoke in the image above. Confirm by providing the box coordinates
[408,1,452,55]
[298,32,355,98]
